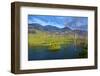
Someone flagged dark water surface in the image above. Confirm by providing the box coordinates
[28,44,83,61]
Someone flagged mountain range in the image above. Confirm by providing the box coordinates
[28,23,87,36]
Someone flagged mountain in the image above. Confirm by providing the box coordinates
[61,26,71,32]
[44,25,60,32]
[28,23,87,37]
[28,23,71,32]
[28,23,61,32]
[73,29,87,37]
[28,23,44,31]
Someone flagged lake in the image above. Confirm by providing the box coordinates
[28,44,85,61]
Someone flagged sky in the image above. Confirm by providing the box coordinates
[28,15,88,30]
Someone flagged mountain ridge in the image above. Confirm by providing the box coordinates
[28,23,87,36]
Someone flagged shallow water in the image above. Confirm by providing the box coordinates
[28,44,84,61]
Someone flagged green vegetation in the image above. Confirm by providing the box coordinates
[28,30,88,58]
[78,43,88,58]
[28,30,73,50]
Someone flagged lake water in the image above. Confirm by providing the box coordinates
[28,44,83,61]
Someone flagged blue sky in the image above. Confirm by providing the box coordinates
[28,15,88,30]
